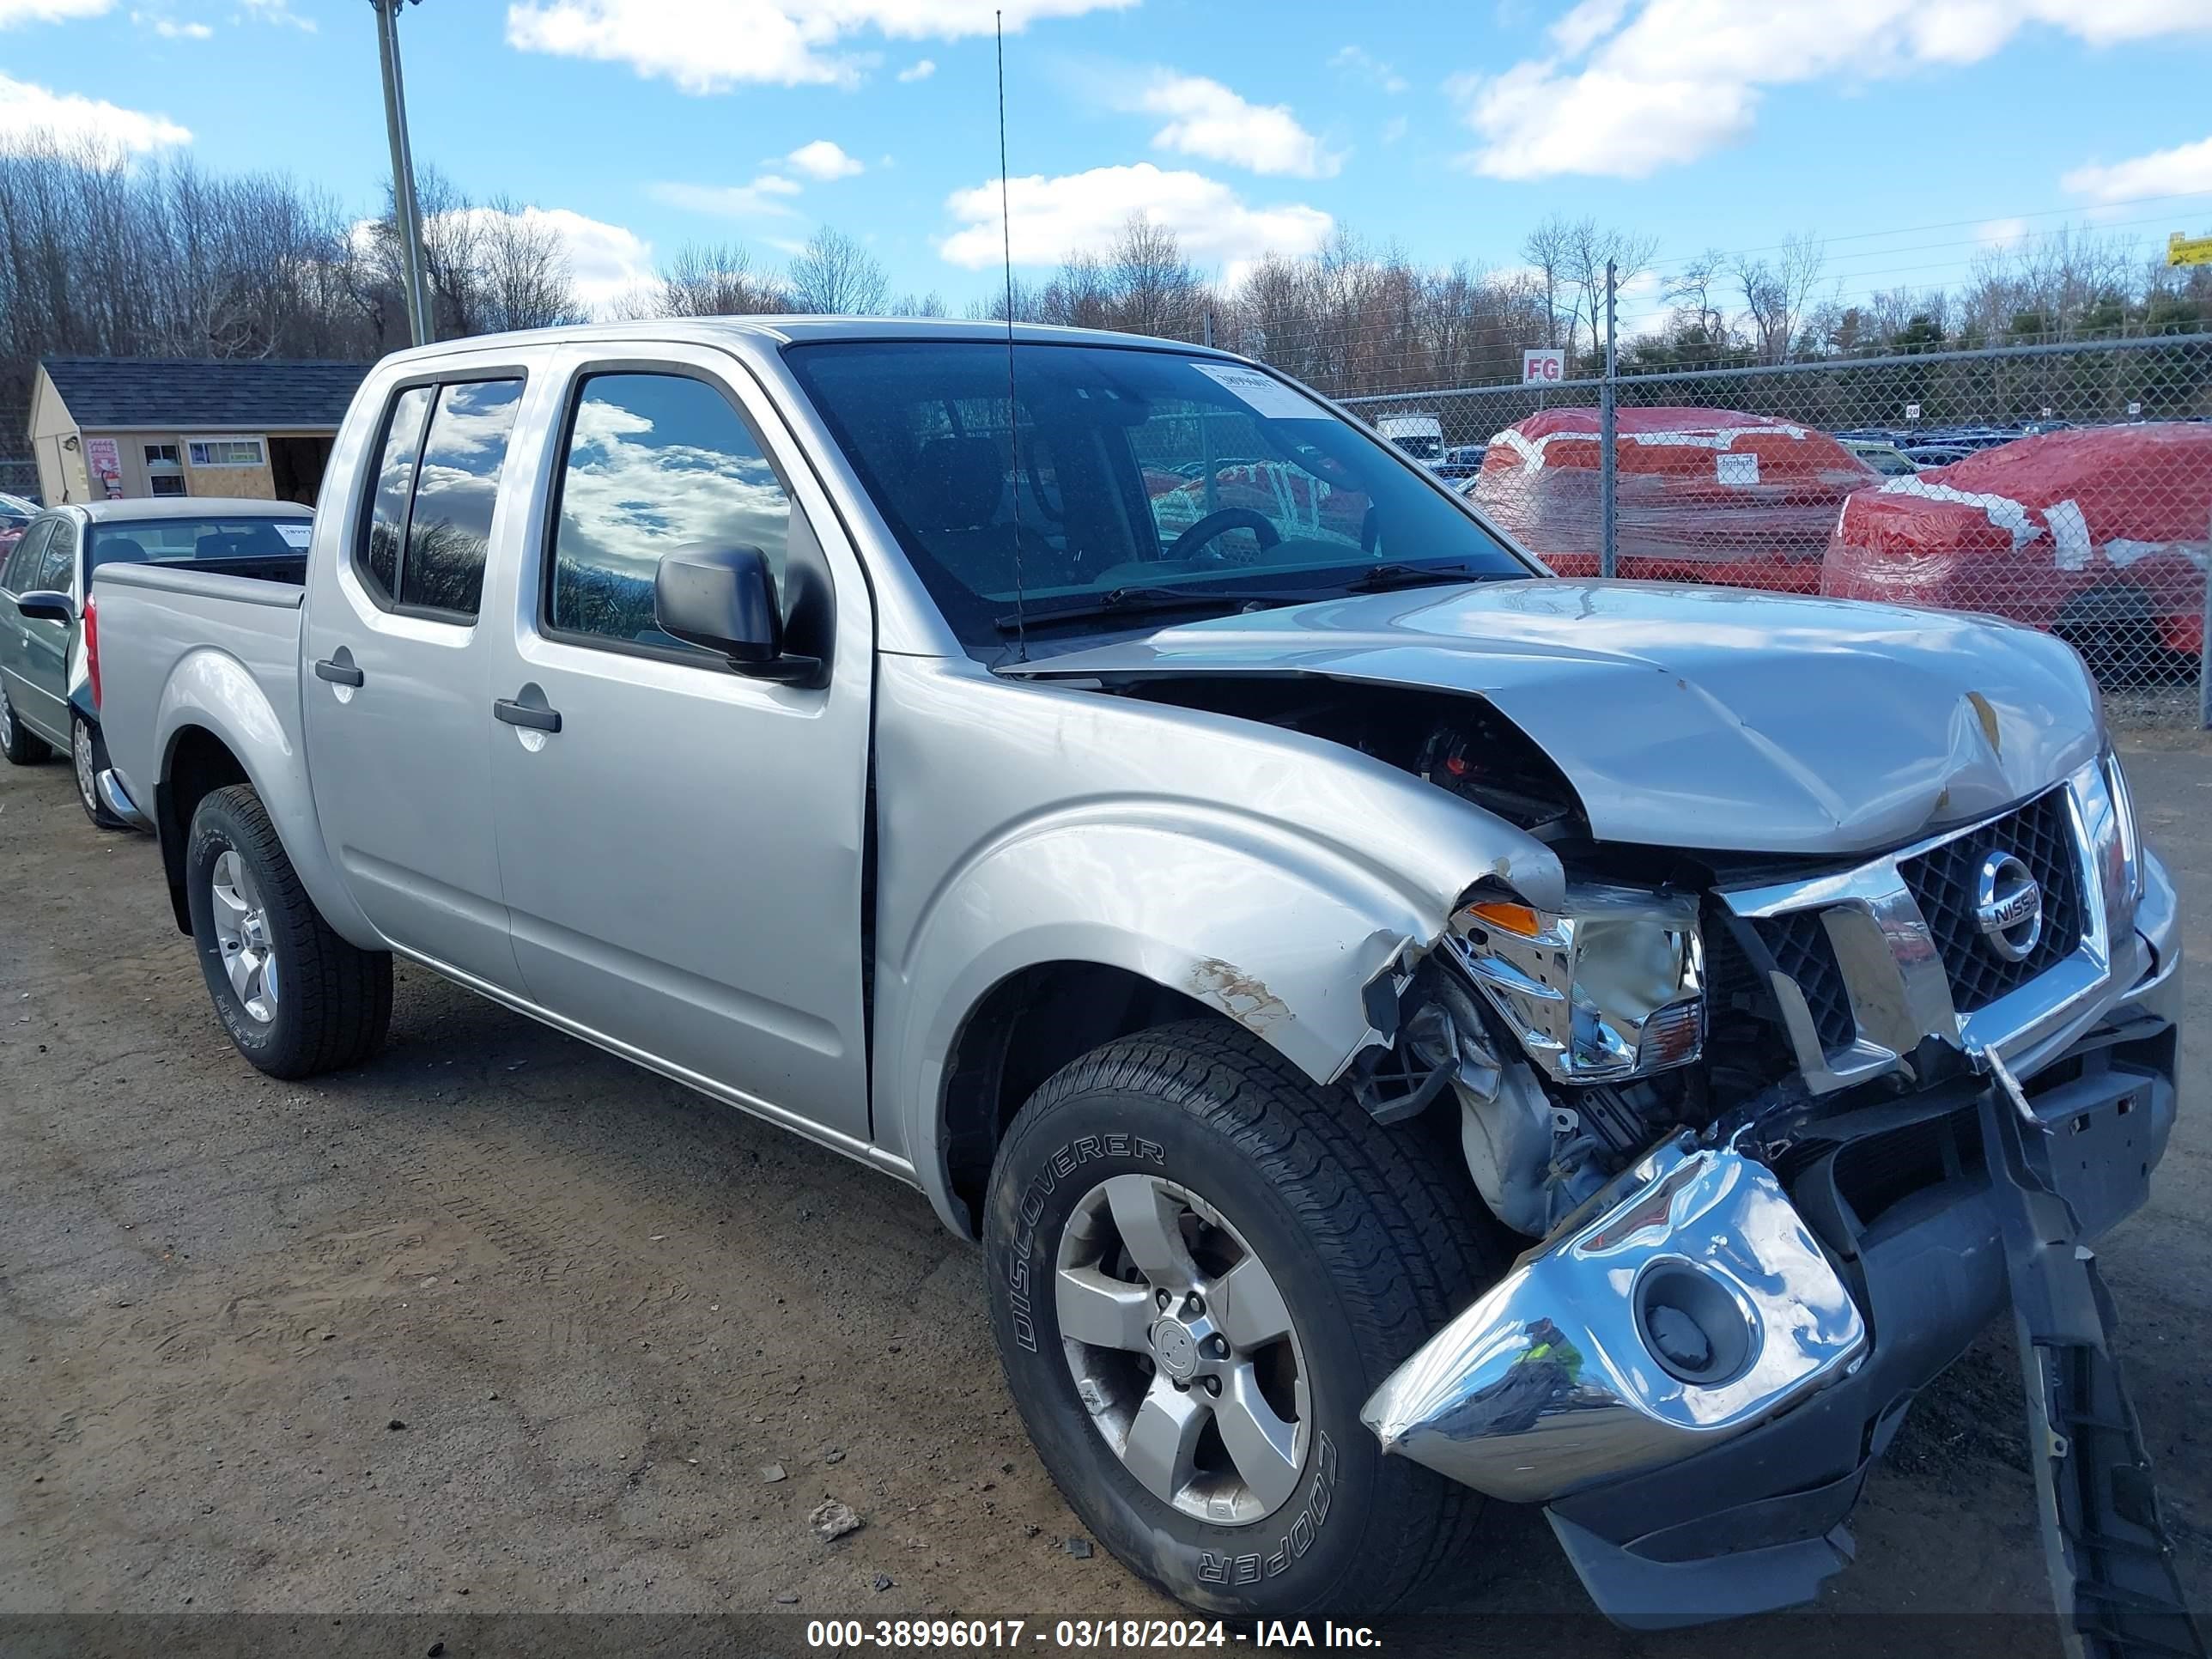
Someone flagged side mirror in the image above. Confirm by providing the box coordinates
[653,544,823,685]
[16,590,75,625]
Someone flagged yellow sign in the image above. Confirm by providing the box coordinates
[2169,232,2212,268]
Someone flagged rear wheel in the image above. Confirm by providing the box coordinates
[985,1020,1502,1618]
[0,681,50,764]
[71,714,126,830]
[186,783,392,1079]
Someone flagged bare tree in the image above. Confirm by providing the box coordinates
[786,227,890,316]
[1561,217,1657,366]
[474,196,587,331]
[1731,232,1826,364]
[1520,215,1572,352]
[1105,216,1206,342]
[629,240,787,318]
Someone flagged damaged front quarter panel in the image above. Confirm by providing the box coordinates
[869,654,1566,1232]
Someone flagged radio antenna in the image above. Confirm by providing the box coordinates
[996,9,1029,662]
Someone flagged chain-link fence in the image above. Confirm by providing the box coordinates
[1336,332,2212,725]
[0,458,36,501]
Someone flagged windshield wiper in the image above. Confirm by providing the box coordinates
[1338,561,1492,592]
[994,585,1306,632]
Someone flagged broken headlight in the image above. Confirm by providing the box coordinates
[1447,884,1705,1084]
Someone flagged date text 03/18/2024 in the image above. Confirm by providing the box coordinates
[802,1620,1383,1649]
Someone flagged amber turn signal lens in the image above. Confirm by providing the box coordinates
[1464,900,1544,938]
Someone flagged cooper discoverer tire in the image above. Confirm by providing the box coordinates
[0,681,50,764]
[186,783,392,1079]
[985,1020,1504,1618]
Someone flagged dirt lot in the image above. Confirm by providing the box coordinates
[2,732,2208,1651]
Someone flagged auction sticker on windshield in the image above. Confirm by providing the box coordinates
[276,522,312,549]
[1189,362,1322,422]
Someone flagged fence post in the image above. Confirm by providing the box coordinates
[1600,259,1618,579]
[2201,495,2212,730]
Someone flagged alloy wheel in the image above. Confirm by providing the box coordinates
[209,849,279,1023]
[73,720,97,811]
[1056,1174,1309,1525]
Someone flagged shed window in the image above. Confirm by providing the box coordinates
[186,438,264,467]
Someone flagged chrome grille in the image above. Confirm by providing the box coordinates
[1898,787,2086,1014]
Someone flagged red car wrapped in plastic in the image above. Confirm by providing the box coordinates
[1471,406,1879,592]
[1821,424,2212,676]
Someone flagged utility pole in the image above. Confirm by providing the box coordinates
[1599,258,1618,580]
[371,0,433,348]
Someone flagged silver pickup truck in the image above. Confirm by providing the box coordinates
[90,320,2185,1631]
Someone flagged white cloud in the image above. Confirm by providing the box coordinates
[240,0,313,29]
[939,162,1332,271]
[785,138,864,179]
[130,9,210,37]
[1380,114,1407,145]
[0,75,190,153]
[0,0,110,22]
[650,173,805,219]
[896,57,935,80]
[1328,44,1407,94]
[1978,216,2031,246]
[1452,0,2212,180]
[2063,135,2212,204]
[1137,73,1339,179]
[440,204,655,314]
[506,0,1136,93]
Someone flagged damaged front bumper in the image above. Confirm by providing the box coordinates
[1362,845,2182,1629]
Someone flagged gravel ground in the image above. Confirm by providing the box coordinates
[2,732,2206,1648]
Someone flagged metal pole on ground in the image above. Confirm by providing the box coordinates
[1600,258,1618,579]
[372,0,434,349]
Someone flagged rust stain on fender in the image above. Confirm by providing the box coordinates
[1187,957,1292,1033]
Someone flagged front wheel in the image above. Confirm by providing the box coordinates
[71,714,126,830]
[185,783,392,1079]
[985,1021,1503,1618]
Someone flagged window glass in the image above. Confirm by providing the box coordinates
[89,516,310,575]
[187,438,264,466]
[3,521,52,592]
[38,520,76,593]
[403,380,523,617]
[149,476,188,497]
[362,386,433,601]
[783,342,1524,651]
[549,373,793,651]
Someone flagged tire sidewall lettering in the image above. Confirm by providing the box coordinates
[1006,1133,1161,1352]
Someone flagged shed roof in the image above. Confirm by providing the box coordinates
[40,356,371,431]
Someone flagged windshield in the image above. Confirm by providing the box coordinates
[89,515,311,575]
[782,341,1528,649]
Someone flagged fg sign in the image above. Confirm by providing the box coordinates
[1522,349,1566,385]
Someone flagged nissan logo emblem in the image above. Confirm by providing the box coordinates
[1974,851,2043,963]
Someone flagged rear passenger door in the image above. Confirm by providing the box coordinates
[483,349,877,1145]
[0,519,68,744]
[301,366,528,990]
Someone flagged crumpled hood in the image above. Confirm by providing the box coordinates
[1006,580,2102,854]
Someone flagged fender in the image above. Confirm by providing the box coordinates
[152,646,380,947]
[867,654,1565,1235]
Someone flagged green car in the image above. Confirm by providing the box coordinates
[0,498,311,828]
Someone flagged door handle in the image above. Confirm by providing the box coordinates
[493,697,562,734]
[313,658,364,687]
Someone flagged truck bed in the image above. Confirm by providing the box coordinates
[93,562,305,823]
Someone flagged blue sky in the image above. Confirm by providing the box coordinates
[4,0,2212,328]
